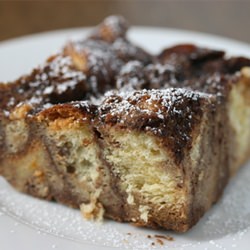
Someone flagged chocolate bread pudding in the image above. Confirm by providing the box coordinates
[0,16,249,232]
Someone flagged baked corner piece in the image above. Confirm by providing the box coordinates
[0,16,250,232]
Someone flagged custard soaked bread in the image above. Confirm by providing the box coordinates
[0,16,250,232]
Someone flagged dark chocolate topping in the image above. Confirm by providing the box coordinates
[0,55,88,114]
[116,44,250,100]
[0,16,152,115]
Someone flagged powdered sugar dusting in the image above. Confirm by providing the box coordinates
[1,54,88,114]
[72,39,123,85]
[38,55,86,96]
[98,88,213,163]
[116,60,146,91]
[100,88,210,127]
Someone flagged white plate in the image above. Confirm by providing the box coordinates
[0,27,250,250]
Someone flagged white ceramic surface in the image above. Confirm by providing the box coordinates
[0,27,250,250]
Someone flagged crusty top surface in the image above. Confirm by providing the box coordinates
[0,54,87,114]
[97,88,214,163]
[1,16,250,119]
[0,16,152,116]
[117,44,250,99]
[38,85,215,164]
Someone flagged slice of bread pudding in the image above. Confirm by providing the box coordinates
[0,16,249,232]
